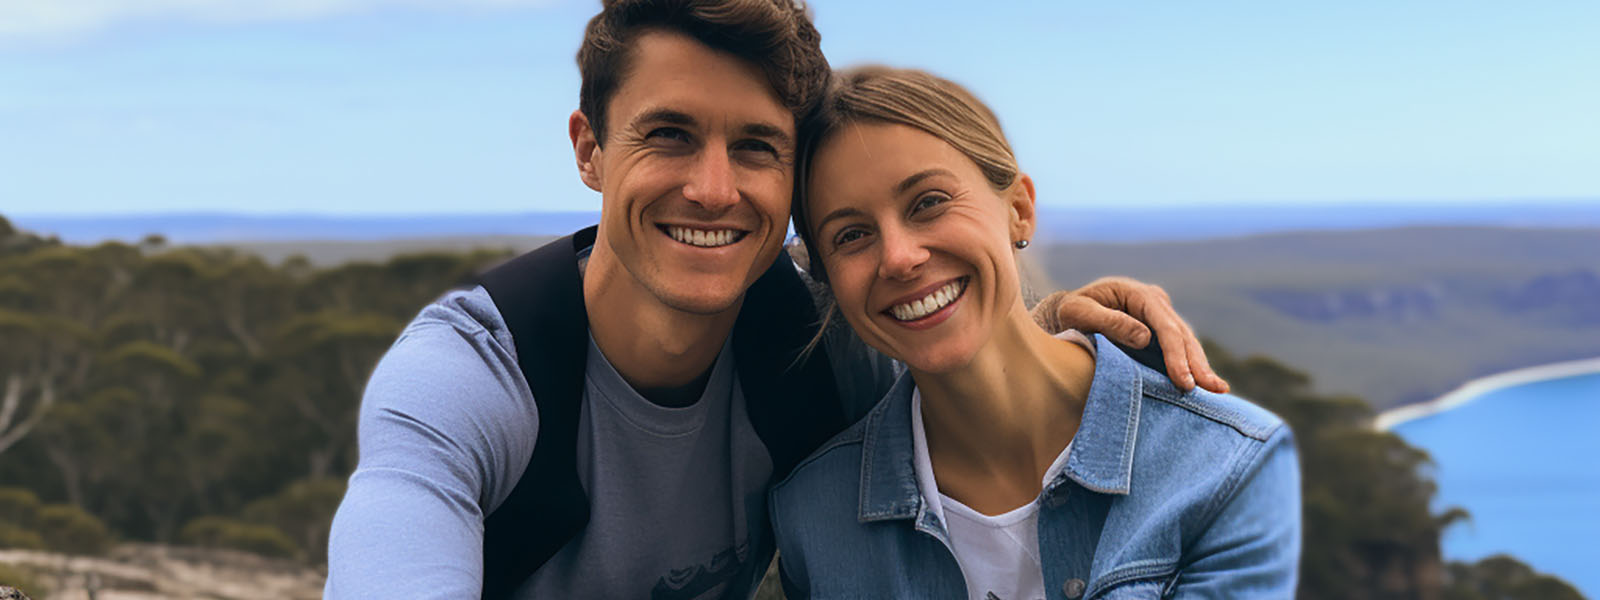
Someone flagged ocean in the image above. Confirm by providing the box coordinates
[1389,368,1600,597]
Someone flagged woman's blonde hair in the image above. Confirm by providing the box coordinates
[791,66,1022,356]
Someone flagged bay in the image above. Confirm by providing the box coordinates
[1390,369,1600,597]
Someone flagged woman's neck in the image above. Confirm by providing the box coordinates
[914,303,1096,515]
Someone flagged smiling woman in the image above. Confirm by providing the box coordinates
[770,66,1303,599]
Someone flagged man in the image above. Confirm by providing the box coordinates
[324,1,1227,597]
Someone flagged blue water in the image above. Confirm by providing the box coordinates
[1391,371,1600,597]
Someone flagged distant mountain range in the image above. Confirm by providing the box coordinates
[1036,226,1600,411]
[9,200,1599,244]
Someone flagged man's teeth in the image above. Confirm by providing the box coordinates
[668,226,742,248]
[890,279,966,322]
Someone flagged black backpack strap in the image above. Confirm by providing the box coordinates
[477,226,596,599]
[733,256,848,480]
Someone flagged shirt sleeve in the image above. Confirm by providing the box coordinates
[1170,425,1303,597]
[324,287,538,598]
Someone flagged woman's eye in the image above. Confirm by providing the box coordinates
[912,192,951,213]
[833,228,867,247]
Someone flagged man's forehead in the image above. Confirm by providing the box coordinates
[609,30,795,133]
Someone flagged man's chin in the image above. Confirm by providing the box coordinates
[648,276,750,316]
[656,290,745,316]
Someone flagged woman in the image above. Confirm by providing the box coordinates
[770,66,1301,599]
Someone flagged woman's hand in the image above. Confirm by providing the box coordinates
[1032,277,1228,394]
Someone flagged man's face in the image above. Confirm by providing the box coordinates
[579,30,795,316]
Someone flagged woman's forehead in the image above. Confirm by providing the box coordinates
[809,123,979,201]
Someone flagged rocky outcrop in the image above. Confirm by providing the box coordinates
[0,544,323,600]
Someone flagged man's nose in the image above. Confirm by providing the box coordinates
[877,227,930,281]
[682,148,739,211]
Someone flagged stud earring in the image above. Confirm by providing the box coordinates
[1014,239,1030,249]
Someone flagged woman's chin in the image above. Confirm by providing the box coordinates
[895,347,978,375]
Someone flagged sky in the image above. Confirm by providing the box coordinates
[1,0,1598,216]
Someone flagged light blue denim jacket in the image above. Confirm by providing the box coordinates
[769,335,1301,599]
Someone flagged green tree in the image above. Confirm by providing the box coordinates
[1442,555,1584,600]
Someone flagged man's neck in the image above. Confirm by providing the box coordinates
[581,238,741,407]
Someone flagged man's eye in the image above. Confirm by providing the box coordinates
[646,127,691,144]
[733,139,780,158]
[912,192,951,213]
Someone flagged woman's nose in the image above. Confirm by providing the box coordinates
[877,228,930,281]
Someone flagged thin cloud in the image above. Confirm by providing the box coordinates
[0,0,562,40]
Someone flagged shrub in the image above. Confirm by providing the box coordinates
[0,524,44,550]
[0,562,49,597]
[241,478,345,564]
[0,488,40,530]
[179,516,300,560]
[34,504,112,555]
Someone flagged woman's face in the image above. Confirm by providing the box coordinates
[807,121,1034,373]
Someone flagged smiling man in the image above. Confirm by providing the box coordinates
[323,1,1224,598]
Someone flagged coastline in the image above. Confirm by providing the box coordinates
[1374,357,1600,431]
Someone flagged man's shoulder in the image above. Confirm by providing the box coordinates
[402,285,514,355]
[363,285,534,436]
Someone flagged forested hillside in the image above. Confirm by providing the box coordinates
[0,215,507,566]
[0,215,1581,599]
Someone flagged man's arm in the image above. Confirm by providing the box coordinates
[1168,426,1302,597]
[1032,277,1230,394]
[325,291,537,598]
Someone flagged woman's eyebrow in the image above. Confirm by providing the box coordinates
[895,168,955,195]
[813,207,865,234]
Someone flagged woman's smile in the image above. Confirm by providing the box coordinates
[883,276,968,329]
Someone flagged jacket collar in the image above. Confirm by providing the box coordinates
[858,334,1143,523]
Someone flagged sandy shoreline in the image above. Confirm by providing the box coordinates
[1374,356,1600,431]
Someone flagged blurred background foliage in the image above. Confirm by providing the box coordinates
[0,214,1581,598]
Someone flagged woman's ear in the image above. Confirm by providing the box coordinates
[570,110,603,192]
[1008,172,1038,245]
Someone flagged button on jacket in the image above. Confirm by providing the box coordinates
[770,335,1301,599]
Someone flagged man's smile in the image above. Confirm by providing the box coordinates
[659,224,750,248]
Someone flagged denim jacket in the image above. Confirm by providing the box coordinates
[769,335,1301,599]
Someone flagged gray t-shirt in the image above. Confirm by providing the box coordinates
[325,263,894,598]
[519,333,771,598]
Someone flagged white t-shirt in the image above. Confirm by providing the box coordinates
[910,331,1092,600]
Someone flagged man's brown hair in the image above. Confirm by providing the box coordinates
[577,0,831,145]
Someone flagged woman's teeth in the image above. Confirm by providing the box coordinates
[668,226,743,248]
[890,279,966,321]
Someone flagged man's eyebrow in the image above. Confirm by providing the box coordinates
[741,122,793,148]
[895,168,955,195]
[813,207,865,235]
[630,108,697,128]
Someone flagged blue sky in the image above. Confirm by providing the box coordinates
[2,0,1597,216]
